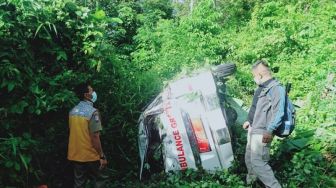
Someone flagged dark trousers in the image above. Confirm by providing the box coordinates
[72,161,106,188]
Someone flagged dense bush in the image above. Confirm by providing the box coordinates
[0,0,335,187]
[0,0,121,186]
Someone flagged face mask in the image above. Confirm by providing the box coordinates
[254,77,262,85]
[91,91,97,103]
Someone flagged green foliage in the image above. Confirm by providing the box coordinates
[0,0,108,117]
[0,133,37,186]
[118,169,245,188]
[132,0,336,187]
[1,0,335,187]
[0,0,112,186]
[133,0,229,80]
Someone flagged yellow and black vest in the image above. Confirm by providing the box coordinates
[67,101,100,162]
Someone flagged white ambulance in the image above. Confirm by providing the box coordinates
[138,63,237,179]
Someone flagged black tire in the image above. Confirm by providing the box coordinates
[213,63,236,78]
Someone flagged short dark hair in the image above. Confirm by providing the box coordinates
[74,82,90,100]
[252,59,270,71]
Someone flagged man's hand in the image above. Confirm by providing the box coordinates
[99,158,108,170]
[262,132,273,143]
[243,121,250,130]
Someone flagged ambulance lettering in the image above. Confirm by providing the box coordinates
[164,101,188,170]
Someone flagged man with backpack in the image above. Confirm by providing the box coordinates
[243,60,285,188]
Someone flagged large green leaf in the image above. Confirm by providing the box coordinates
[93,10,106,20]
[9,101,29,114]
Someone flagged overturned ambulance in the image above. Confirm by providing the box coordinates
[138,63,237,179]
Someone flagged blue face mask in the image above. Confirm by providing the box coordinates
[254,77,262,85]
[91,91,97,103]
[253,74,263,86]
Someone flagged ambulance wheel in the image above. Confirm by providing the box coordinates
[213,63,236,78]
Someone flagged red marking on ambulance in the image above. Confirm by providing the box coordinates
[164,101,188,170]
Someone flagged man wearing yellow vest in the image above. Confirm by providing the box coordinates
[68,82,107,188]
